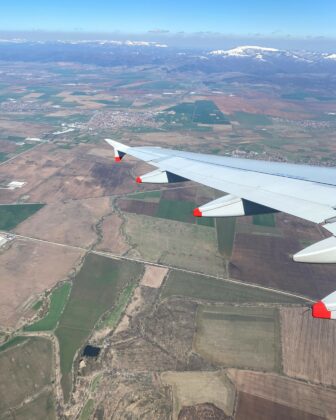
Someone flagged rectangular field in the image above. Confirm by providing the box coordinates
[0,337,53,415]
[228,369,336,419]
[161,270,305,304]
[124,213,226,277]
[230,233,336,299]
[194,305,281,371]
[235,392,324,420]
[161,371,235,420]
[216,217,236,256]
[281,307,336,387]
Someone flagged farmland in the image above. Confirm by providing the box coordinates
[161,270,305,304]
[1,50,336,419]
[161,371,235,419]
[229,369,336,419]
[235,392,323,420]
[194,305,281,371]
[0,203,44,230]
[55,253,143,400]
[230,232,336,299]
[0,337,55,417]
[124,213,226,276]
[24,282,71,331]
[160,100,230,127]
[281,307,336,387]
[13,390,56,420]
[216,216,236,256]
[0,239,82,328]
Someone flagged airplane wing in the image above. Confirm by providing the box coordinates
[106,139,336,318]
[105,138,336,257]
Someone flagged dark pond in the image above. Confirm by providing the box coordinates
[83,345,101,357]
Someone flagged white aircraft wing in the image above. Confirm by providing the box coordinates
[106,139,336,319]
[105,139,336,261]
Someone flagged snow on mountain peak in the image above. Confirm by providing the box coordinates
[325,53,336,60]
[209,45,280,57]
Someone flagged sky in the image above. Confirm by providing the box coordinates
[0,1,335,50]
[1,0,335,36]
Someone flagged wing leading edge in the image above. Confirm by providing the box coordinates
[106,139,336,263]
[106,139,336,318]
[106,139,336,225]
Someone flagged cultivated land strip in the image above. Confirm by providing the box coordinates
[0,142,42,167]
[6,231,313,303]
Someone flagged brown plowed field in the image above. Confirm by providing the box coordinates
[230,233,336,299]
[118,199,158,217]
[228,369,336,419]
[211,93,313,120]
[235,392,325,420]
[281,307,336,387]
[161,187,197,202]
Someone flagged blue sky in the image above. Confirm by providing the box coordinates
[1,0,336,37]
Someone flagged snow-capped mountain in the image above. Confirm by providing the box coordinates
[191,45,336,73]
[208,45,310,62]
[209,45,280,58]
[0,40,335,74]
[0,38,168,48]
[324,53,336,60]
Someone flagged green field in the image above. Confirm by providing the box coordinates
[127,190,162,202]
[253,213,276,227]
[126,193,215,226]
[0,203,44,230]
[194,305,281,371]
[0,152,8,162]
[80,399,94,420]
[0,336,28,352]
[160,100,230,126]
[24,282,71,332]
[55,253,142,400]
[156,198,215,226]
[97,281,138,330]
[95,99,133,107]
[32,299,43,311]
[233,112,272,126]
[156,199,195,222]
[216,217,236,257]
[161,270,305,304]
